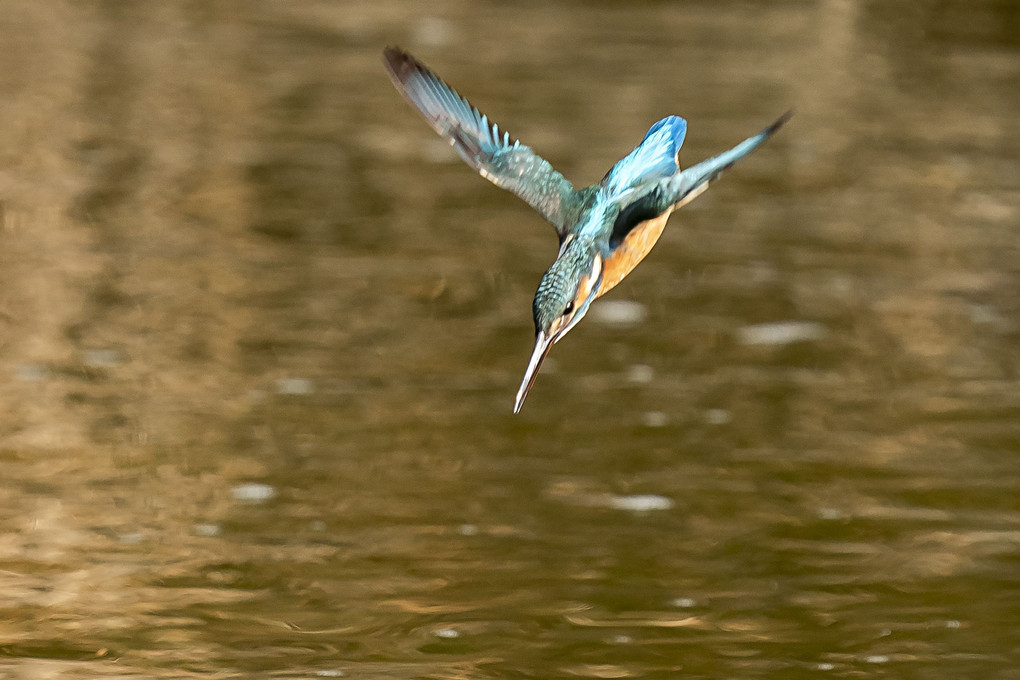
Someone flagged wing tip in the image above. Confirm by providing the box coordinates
[763,109,795,137]
[382,46,423,85]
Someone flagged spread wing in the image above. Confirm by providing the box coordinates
[383,47,579,236]
[655,111,792,213]
[607,111,791,250]
[602,116,687,198]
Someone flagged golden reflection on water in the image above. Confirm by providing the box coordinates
[0,1,1018,678]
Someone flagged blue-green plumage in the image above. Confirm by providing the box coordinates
[383,47,791,413]
[602,115,687,195]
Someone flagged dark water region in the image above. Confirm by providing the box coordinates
[0,1,1018,678]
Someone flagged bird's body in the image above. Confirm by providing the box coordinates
[382,47,791,413]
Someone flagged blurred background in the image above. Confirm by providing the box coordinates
[0,1,1018,678]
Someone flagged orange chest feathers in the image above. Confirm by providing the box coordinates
[597,209,674,298]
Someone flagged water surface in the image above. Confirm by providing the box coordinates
[0,2,1018,678]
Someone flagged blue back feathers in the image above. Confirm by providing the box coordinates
[602,116,687,197]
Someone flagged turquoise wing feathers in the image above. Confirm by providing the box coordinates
[383,47,579,235]
[655,111,792,212]
[601,115,687,198]
[606,111,790,248]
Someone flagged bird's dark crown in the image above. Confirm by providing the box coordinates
[532,239,599,333]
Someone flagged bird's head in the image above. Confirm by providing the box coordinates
[514,239,604,413]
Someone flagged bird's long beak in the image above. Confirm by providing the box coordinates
[514,330,554,414]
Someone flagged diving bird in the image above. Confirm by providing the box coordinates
[382,47,791,413]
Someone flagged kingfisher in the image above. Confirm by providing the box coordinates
[383,47,791,413]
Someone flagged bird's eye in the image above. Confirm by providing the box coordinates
[563,302,574,316]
